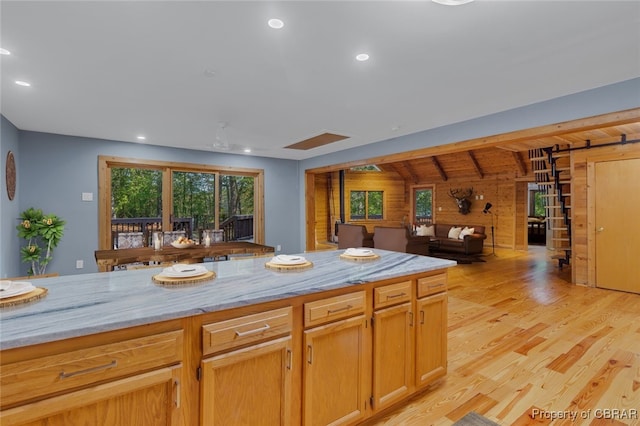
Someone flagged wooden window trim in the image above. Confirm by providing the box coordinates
[98,155,265,250]
[410,184,435,226]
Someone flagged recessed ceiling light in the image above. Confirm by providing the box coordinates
[15,80,31,87]
[0,48,10,55]
[268,18,284,29]
[432,0,474,5]
[137,135,146,141]
[355,53,370,62]
[243,148,252,153]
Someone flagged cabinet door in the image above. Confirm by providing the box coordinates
[372,302,413,412]
[415,292,447,388]
[304,315,368,426]
[0,365,182,426]
[201,336,292,426]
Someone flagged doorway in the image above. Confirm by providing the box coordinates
[594,158,640,293]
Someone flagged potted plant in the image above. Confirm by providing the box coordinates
[16,207,65,276]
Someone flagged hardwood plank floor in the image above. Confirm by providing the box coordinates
[367,246,640,426]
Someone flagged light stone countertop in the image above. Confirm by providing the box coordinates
[0,250,455,350]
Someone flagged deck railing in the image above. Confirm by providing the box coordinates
[111,215,253,247]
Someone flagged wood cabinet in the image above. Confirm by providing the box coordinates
[372,281,413,411]
[0,330,183,426]
[303,291,368,426]
[415,275,448,388]
[200,307,293,426]
[372,275,447,412]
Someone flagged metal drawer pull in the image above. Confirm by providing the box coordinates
[386,292,406,299]
[327,304,352,314]
[420,310,425,325]
[427,283,444,288]
[307,345,313,364]
[286,349,292,370]
[235,323,271,337]
[59,360,117,379]
[409,311,414,327]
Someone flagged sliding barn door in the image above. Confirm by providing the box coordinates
[594,158,640,293]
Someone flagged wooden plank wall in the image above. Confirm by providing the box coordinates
[314,168,524,250]
[432,177,517,249]
[314,173,330,245]
[314,169,408,244]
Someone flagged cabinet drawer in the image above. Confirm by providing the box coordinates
[0,330,183,408]
[374,281,412,309]
[305,291,366,328]
[417,273,447,298]
[202,307,292,356]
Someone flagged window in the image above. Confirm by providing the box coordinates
[350,190,383,220]
[99,156,264,250]
[412,186,434,225]
[529,190,546,217]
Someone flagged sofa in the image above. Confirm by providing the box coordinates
[419,223,486,255]
[373,226,430,256]
[337,223,374,249]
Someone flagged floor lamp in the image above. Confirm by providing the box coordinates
[482,202,496,256]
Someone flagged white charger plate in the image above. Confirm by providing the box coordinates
[161,264,208,278]
[0,280,36,299]
[269,255,307,265]
[344,248,376,257]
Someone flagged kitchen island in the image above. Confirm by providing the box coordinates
[0,249,454,426]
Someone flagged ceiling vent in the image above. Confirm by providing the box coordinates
[285,132,349,150]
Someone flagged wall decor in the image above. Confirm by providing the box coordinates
[5,150,16,201]
[448,187,473,215]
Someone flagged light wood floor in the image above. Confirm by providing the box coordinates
[367,246,640,426]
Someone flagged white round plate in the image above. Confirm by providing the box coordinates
[344,248,376,257]
[0,280,36,299]
[161,264,208,278]
[270,255,307,265]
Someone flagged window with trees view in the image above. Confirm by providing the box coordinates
[98,156,263,250]
[529,190,545,217]
[412,186,434,225]
[350,190,383,220]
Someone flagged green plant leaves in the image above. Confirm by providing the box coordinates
[16,207,65,275]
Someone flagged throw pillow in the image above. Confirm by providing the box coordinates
[447,226,462,239]
[425,225,435,237]
[459,227,475,239]
[416,225,427,236]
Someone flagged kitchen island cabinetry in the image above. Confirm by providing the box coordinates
[0,330,184,426]
[303,292,368,426]
[372,280,414,412]
[415,275,448,387]
[0,250,454,426]
[200,307,293,426]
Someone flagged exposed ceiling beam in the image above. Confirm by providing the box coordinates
[467,151,484,179]
[431,156,448,181]
[401,161,420,184]
[512,151,528,176]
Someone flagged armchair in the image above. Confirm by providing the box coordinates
[373,226,430,256]
[337,223,374,249]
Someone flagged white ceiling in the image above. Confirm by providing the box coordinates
[1,1,639,160]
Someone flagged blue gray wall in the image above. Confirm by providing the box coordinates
[2,130,299,277]
[2,78,639,277]
[1,116,22,278]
